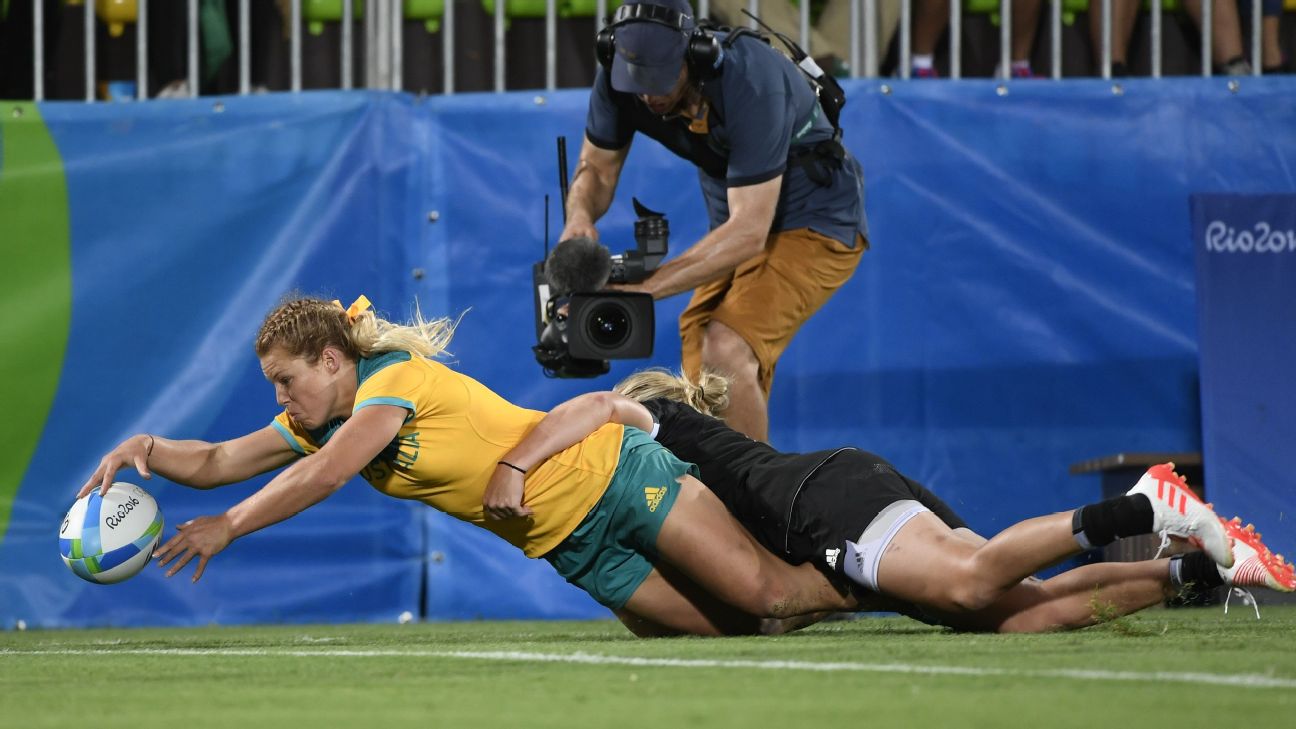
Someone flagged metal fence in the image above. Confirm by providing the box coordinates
[27,0,1270,101]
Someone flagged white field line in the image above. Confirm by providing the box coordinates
[1,647,1293,689]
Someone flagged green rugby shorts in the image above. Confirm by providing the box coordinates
[543,426,698,609]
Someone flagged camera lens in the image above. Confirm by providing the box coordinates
[585,302,631,350]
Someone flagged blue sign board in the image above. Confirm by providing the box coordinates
[1192,194,1296,557]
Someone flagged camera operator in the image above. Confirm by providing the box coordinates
[561,0,868,443]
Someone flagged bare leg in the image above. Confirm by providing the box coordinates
[616,562,763,637]
[1022,559,1176,628]
[1011,0,1042,62]
[913,0,951,57]
[759,612,838,635]
[873,512,1179,633]
[1089,0,1140,67]
[875,512,1083,613]
[933,560,1176,633]
[1184,0,1245,65]
[1262,16,1283,69]
[644,475,857,624]
[702,321,768,443]
[617,562,839,637]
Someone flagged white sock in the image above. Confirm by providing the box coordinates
[912,54,934,71]
[1168,554,1186,588]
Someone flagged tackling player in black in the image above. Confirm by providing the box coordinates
[486,369,1290,634]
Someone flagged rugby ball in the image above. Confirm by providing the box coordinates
[59,482,163,584]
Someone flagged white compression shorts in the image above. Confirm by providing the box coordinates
[841,499,929,592]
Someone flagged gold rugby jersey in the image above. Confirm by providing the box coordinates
[272,351,623,557]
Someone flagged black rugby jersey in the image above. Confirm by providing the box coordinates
[641,398,845,558]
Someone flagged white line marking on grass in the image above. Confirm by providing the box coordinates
[2,647,1292,689]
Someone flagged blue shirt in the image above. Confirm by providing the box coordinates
[586,31,868,248]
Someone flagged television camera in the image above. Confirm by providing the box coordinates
[532,197,668,378]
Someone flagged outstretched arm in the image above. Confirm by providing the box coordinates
[153,404,407,582]
[81,426,299,497]
[483,391,654,520]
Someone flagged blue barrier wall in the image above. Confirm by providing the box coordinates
[1193,194,1296,560]
[1,78,1293,627]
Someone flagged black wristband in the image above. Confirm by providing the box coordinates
[497,460,527,474]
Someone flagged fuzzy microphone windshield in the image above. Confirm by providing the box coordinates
[544,236,614,295]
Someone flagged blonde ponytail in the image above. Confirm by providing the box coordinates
[346,301,458,360]
[256,295,458,362]
[613,368,730,417]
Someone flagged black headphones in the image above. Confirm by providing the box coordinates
[594,3,723,83]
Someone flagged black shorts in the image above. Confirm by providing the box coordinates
[784,448,969,578]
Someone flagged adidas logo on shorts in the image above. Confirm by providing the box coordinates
[645,487,666,512]
[824,548,841,570]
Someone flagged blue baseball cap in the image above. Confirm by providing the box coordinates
[609,0,695,96]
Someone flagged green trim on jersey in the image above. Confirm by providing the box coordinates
[357,350,412,385]
[272,421,308,456]
[353,350,417,420]
[0,102,72,543]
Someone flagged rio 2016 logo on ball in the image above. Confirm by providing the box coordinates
[59,482,164,584]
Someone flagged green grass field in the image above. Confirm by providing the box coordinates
[2,607,1294,729]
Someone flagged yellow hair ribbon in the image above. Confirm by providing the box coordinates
[331,295,373,324]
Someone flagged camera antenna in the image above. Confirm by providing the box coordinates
[557,136,570,225]
[740,10,802,61]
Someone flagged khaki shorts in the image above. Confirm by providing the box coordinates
[679,228,866,396]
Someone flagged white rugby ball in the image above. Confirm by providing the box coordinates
[59,482,163,584]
